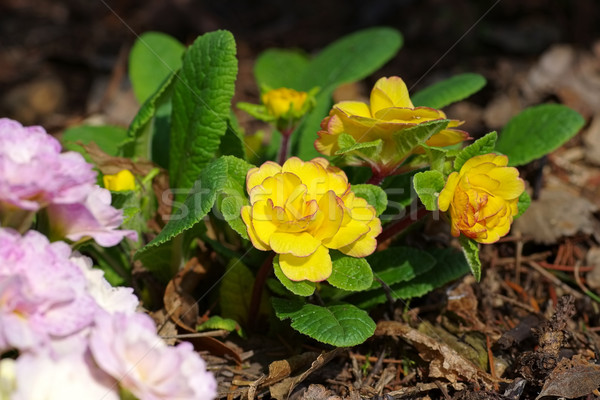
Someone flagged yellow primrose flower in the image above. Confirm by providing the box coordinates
[103,169,135,192]
[316,76,469,174]
[438,154,525,244]
[241,157,381,282]
[262,88,308,119]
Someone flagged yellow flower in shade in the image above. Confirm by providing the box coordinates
[262,88,308,119]
[438,154,525,244]
[241,157,381,282]
[316,76,469,174]
[102,170,135,192]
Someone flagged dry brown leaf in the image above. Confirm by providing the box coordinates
[536,355,600,399]
[375,321,501,389]
[186,336,242,365]
[513,187,599,244]
[163,257,208,332]
[269,349,344,400]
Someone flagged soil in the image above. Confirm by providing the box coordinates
[2,1,600,399]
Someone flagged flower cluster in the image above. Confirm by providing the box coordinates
[0,228,217,400]
[438,154,525,243]
[315,76,469,175]
[0,118,136,246]
[242,157,381,282]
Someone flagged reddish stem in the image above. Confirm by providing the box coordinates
[377,205,428,244]
[366,170,385,186]
[277,128,294,165]
[248,252,275,331]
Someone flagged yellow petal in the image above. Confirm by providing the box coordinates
[339,217,381,257]
[373,106,443,122]
[251,200,279,245]
[322,218,371,249]
[241,205,270,251]
[103,169,135,191]
[279,245,332,282]
[270,231,321,257]
[438,172,459,211]
[486,167,525,200]
[335,101,372,118]
[460,154,507,174]
[370,77,413,115]
[246,161,282,192]
[425,128,469,148]
[311,190,344,241]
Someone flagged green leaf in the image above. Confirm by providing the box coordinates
[515,191,531,219]
[272,298,376,346]
[254,49,309,90]
[459,236,481,282]
[219,259,255,326]
[273,256,316,296]
[412,73,487,109]
[218,115,247,160]
[61,125,128,158]
[496,104,585,166]
[169,30,238,204]
[413,170,445,211]
[135,156,252,258]
[335,133,382,156]
[197,315,240,333]
[297,28,403,91]
[122,72,177,160]
[368,247,436,288]
[129,31,185,104]
[354,248,470,308]
[351,184,388,216]
[219,196,249,240]
[393,119,449,157]
[327,252,373,291]
[454,131,497,171]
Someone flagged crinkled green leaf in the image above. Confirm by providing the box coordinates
[368,247,436,288]
[272,298,376,346]
[170,30,238,204]
[459,236,481,282]
[454,131,497,171]
[135,156,252,259]
[412,73,486,109]
[496,104,585,166]
[516,191,531,219]
[327,252,373,291]
[129,31,185,104]
[413,170,445,211]
[355,248,470,308]
[351,184,388,216]
[218,114,247,160]
[335,133,382,156]
[273,256,316,296]
[393,119,449,158]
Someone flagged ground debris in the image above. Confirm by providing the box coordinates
[374,321,501,389]
[536,355,600,399]
[515,295,576,385]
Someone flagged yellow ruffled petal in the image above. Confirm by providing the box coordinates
[322,218,371,249]
[251,200,279,245]
[373,106,443,122]
[103,169,135,191]
[241,205,270,251]
[310,190,344,241]
[279,245,332,282]
[339,216,381,257]
[487,167,525,200]
[246,161,282,191]
[270,231,321,257]
[370,76,413,115]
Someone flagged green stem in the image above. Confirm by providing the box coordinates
[248,252,275,331]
